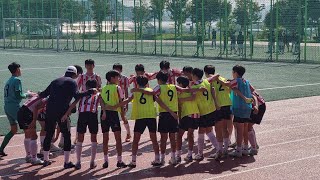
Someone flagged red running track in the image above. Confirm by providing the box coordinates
[1,96,320,180]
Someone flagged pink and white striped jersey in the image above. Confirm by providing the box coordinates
[166,68,182,85]
[250,85,265,106]
[129,72,157,88]
[24,96,47,112]
[77,73,102,92]
[78,93,101,113]
[118,75,129,97]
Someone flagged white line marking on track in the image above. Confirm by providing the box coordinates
[257,83,320,91]
[204,154,320,179]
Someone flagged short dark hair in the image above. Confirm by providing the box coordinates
[177,76,189,88]
[232,65,246,77]
[156,71,168,83]
[136,75,149,87]
[74,65,83,75]
[160,60,170,70]
[8,62,20,74]
[182,66,193,74]
[113,63,123,70]
[86,79,97,89]
[85,59,95,65]
[192,68,204,79]
[135,64,145,72]
[106,70,120,82]
[204,65,215,75]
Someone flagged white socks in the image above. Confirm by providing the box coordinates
[188,150,193,157]
[198,134,205,155]
[117,155,122,162]
[132,154,137,162]
[24,138,31,157]
[104,154,109,162]
[64,151,71,163]
[160,153,165,161]
[223,138,230,151]
[76,142,83,164]
[91,142,97,163]
[206,132,218,149]
[43,151,49,161]
[176,150,182,158]
[30,140,38,160]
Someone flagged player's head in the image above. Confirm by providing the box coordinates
[156,71,168,84]
[8,62,21,76]
[135,64,145,76]
[136,75,149,88]
[74,65,83,76]
[177,76,189,88]
[113,63,123,73]
[85,59,95,72]
[86,79,98,89]
[204,65,215,78]
[232,65,246,78]
[106,70,120,84]
[192,68,203,81]
[160,60,170,71]
[182,66,193,80]
[65,66,78,79]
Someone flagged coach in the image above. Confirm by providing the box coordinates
[39,66,95,168]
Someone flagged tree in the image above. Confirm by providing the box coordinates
[233,0,262,29]
[131,0,152,34]
[150,0,166,33]
[91,0,110,34]
[166,0,188,34]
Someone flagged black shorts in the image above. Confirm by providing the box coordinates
[233,116,251,123]
[158,112,178,133]
[250,103,266,125]
[38,111,46,122]
[17,106,33,130]
[199,112,216,128]
[179,116,198,131]
[134,118,157,134]
[78,112,99,134]
[100,110,121,133]
[216,106,232,121]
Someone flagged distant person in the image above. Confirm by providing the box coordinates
[278,32,285,54]
[211,29,217,48]
[237,31,244,56]
[230,32,237,54]
[223,32,228,54]
[283,31,290,52]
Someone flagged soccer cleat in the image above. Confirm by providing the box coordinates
[128,161,137,168]
[50,144,62,152]
[160,159,165,166]
[194,154,204,161]
[229,150,242,158]
[90,162,97,169]
[103,161,109,169]
[242,149,250,156]
[43,160,52,167]
[116,161,127,168]
[229,142,237,149]
[31,158,44,165]
[256,144,260,150]
[58,143,64,149]
[125,134,131,142]
[151,160,162,167]
[210,151,223,161]
[0,151,8,157]
[75,162,81,170]
[25,156,32,163]
[176,156,182,164]
[184,155,193,163]
[249,149,258,156]
[169,157,177,165]
[64,162,75,169]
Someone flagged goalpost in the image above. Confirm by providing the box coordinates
[2,18,68,52]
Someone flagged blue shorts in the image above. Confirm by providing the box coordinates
[4,104,20,126]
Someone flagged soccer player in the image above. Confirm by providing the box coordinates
[17,95,46,165]
[112,75,162,168]
[39,66,95,168]
[159,60,182,85]
[204,65,233,160]
[176,76,199,163]
[100,70,127,169]
[1,62,34,156]
[77,59,102,91]
[228,65,252,157]
[129,64,157,88]
[191,68,219,161]
[62,80,100,170]
[182,66,194,84]
[113,63,131,142]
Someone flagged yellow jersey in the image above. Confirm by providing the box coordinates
[101,84,121,112]
[157,84,179,113]
[192,79,216,116]
[131,88,157,120]
[178,92,200,118]
[211,76,232,107]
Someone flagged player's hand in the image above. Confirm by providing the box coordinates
[101,112,106,121]
[253,106,259,114]
[61,114,69,123]
[245,98,253,104]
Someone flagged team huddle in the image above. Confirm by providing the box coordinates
[0,59,266,170]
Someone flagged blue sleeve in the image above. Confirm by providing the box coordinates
[14,78,26,99]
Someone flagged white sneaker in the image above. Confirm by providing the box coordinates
[31,158,44,165]
[209,151,223,160]
[229,150,242,158]
[25,156,32,163]
[194,154,204,161]
[50,144,62,152]
[242,148,250,156]
[169,157,177,165]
